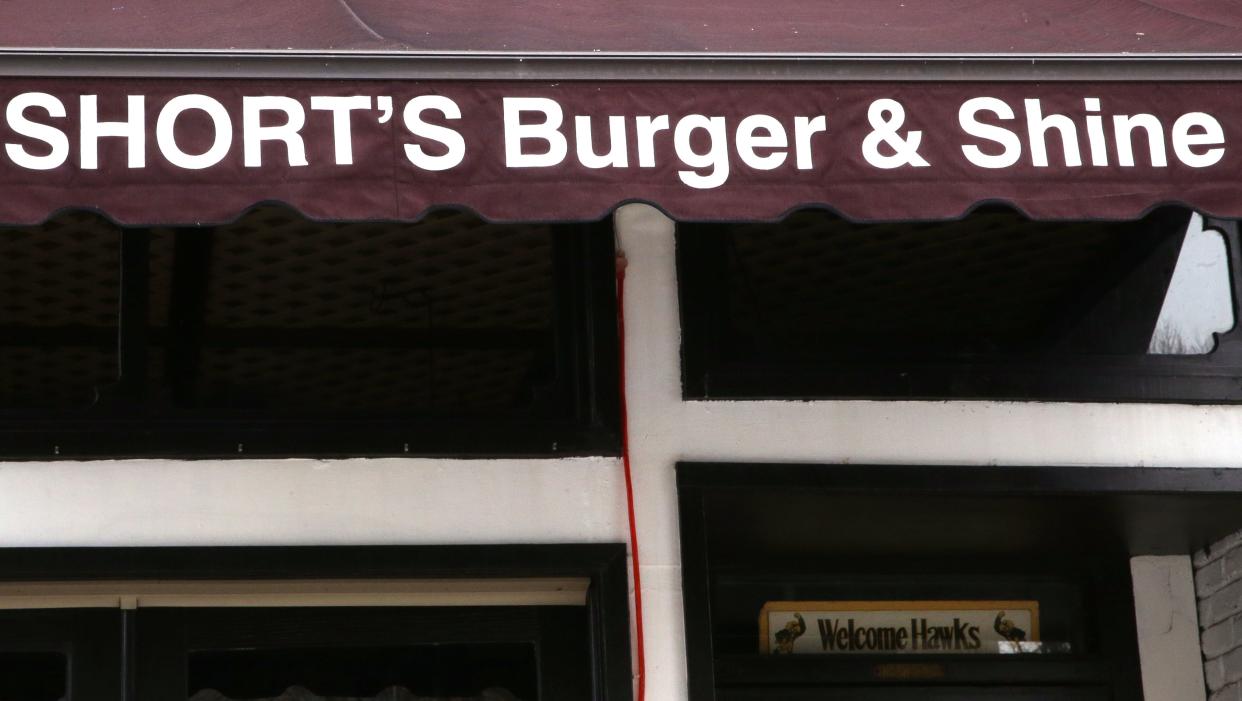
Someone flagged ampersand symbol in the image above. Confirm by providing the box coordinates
[862,98,930,169]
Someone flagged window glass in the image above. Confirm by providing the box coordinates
[0,609,123,701]
[187,644,536,701]
[147,208,558,415]
[0,652,66,701]
[0,213,119,410]
[1149,214,1235,354]
[678,206,1240,401]
[137,606,595,701]
[0,208,619,457]
[678,464,1149,700]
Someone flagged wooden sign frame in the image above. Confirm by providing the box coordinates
[759,600,1041,654]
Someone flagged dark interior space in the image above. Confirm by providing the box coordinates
[0,208,619,458]
[187,644,536,700]
[677,463,1242,701]
[678,207,1242,401]
[0,652,67,701]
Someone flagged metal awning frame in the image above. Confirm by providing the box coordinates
[3,50,1242,81]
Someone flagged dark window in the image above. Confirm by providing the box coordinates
[186,643,538,700]
[0,213,120,411]
[0,652,67,701]
[677,463,1242,701]
[0,544,632,701]
[678,207,1242,401]
[144,608,583,701]
[0,609,123,701]
[0,208,619,458]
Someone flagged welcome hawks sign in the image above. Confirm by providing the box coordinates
[760,601,1040,655]
[0,79,1236,224]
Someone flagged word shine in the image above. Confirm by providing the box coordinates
[960,97,1225,169]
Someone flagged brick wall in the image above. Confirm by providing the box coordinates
[1197,532,1242,700]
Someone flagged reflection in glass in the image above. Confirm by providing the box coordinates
[702,207,1228,361]
[997,641,1074,654]
[189,687,521,701]
[187,644,535,701]
[1149,214,1235,354]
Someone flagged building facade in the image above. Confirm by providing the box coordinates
[2,3,1242,700]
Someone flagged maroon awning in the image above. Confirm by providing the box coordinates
[1,0,1240,54]
[0,3,1237,225]
[0,78,1235,225]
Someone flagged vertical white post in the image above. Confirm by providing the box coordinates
[1132,555,1208,701]
[614,203,690,701]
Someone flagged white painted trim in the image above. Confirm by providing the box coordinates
[1132,556,1208,701]
[0,458,629,547]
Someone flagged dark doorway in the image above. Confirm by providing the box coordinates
[678,463,1242,701]
[0,544,632,701]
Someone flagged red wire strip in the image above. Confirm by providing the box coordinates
[616,251,646,701]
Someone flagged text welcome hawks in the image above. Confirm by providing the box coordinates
[817,617,983,652]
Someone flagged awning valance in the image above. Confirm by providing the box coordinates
[0,79,1236,225]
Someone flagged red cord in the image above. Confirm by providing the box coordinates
[616,251,645,701]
